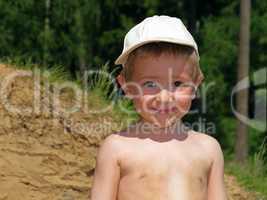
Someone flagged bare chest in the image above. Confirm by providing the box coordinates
[117,139,211,200]
[120,139,210,176]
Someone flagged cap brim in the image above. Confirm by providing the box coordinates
[115,38,198,65]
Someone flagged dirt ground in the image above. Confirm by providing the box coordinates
[0,64,261,200]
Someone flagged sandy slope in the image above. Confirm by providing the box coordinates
[0,64,260,200]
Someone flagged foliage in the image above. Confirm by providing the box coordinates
[225,149,267,198]
[219,117,265,157]
[199,0,266,151]
[89,63,118,98]
[251,137,267,177]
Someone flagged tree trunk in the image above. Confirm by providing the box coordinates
[235,0,251,163]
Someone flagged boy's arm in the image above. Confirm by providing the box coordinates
[207,138,228,200]
[91,135,120,200]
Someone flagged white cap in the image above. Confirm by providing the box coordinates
[115,15,199,65]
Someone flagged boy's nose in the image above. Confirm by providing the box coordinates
[156,89,175,103]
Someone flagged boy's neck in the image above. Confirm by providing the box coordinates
[131,119,190,139]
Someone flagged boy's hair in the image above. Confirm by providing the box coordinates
[121,42,204,84]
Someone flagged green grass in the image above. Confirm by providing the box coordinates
[84,61,139,128]
[2,56,71,83]
[225,138,267,199]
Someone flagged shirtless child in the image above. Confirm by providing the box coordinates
[91,15,228,200]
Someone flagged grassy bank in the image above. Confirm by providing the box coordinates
[225,138,267,199]
[0,58,139,129]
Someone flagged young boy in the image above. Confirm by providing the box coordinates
[91,15,227,200]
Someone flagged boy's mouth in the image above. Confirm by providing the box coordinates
[150,107,178,114]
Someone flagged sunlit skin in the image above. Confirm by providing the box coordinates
[91,53,228,200]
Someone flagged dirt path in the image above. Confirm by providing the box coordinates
[224,174,263,200]
[0,64,262,199]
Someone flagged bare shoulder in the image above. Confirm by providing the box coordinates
[102,133,123,143]
[97,133,125,160]
[190,131,221,147]
[190,131,224,160]
[99,133,124,151]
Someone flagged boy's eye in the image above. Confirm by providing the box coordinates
[174,81,193,89]
[143,81,158,88]
[174,81,183,87]
[174,81,190,87]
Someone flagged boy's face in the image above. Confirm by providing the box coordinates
[118,53,197,128]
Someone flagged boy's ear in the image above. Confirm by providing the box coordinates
[194,67,204,88]
[116,73,132,98]
[195,75,204,88]
[192,76,203,99]
[116,73,126,89]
